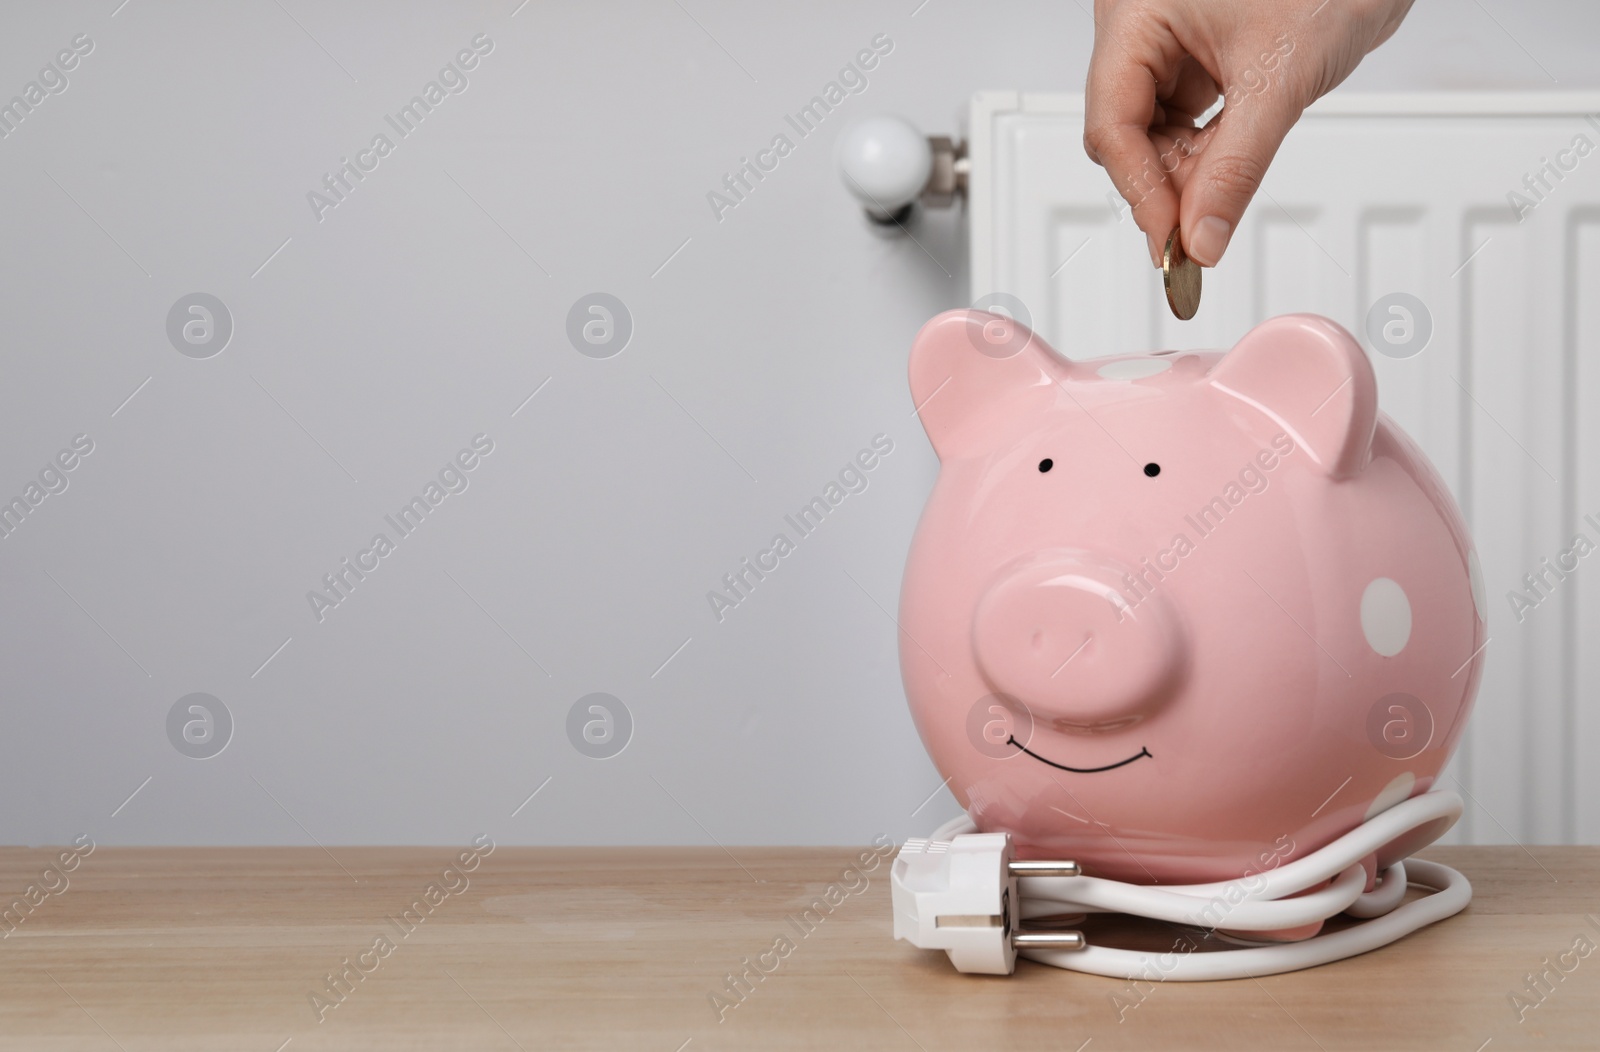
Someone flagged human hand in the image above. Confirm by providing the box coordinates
[1083,0,1415,268]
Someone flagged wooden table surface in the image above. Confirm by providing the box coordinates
[1,844,1596,1050]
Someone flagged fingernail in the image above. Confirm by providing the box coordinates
[1147,232,1160,268]
[1188,216,1232,267]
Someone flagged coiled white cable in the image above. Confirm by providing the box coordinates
[928,790,1470,980]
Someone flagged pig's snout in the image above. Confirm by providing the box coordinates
[971,553,1182,728]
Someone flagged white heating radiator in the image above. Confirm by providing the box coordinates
[965,91,1600,845]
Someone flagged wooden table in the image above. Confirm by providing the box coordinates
[1,845,1596,1050]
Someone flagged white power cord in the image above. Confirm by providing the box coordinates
[893,790,1470,980]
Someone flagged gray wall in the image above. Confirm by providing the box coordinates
[3,0,1595,846]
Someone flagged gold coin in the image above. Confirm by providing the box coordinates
[1162,227,1201,321]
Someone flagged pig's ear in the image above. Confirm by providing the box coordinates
[1209,314,1378,479]
[909,309,1063,458]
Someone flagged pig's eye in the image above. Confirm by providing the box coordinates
[1038,458,1054,473]
[1143,463,1161,477]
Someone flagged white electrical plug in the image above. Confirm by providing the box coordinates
[890,833,1084,974]
[899,793,1472,981]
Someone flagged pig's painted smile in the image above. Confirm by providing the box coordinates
[1007,736,1151,773]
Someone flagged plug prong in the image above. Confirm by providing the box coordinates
[1012,930,1086,950]
[1008,860,1081,878]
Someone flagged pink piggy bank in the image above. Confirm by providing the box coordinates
[901,310,1486,885]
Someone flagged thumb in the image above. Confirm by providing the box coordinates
[1179,88,1303,266]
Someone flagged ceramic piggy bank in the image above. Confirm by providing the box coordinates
[901,310,1486,884]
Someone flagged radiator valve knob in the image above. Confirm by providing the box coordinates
[837,114,965,224]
